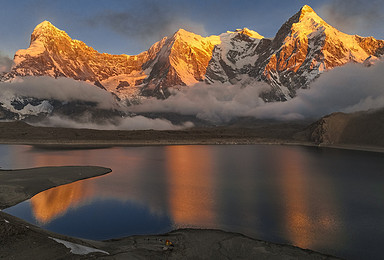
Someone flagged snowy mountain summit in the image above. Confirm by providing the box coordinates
[3,5,384,103]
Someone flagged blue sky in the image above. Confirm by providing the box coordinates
[0,0,383,57]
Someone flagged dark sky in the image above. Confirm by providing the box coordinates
[0,0,383,57]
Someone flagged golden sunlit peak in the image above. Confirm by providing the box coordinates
[297,4,324,24]
[31,20,68,42]
[32,20,63,35]
[299,5,317,19]
[301,5,314,13]
[35,20,55,30]
[173,28,197,37]
[233,28,264,39]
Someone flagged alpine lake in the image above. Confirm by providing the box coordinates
[2,144,384,260]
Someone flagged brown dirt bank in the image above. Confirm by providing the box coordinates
[0,167,341,259]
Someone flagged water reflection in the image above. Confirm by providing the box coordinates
[30,180,95,224]
[20,146,171,215]
[2,144,384,259]
[276,149,315,249]
[275,147,343,250]
[166,146,217,227]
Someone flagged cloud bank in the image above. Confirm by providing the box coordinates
[0,76,193,130]
[0,76,118,109]
[0,52,12,73]
[250,61,384,120]
[2,62,383,129]
[130,79,270,123]
[34,114,194,131]
[131,62,384,122]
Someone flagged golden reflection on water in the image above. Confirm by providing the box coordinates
[27,146,219,228]
[165,146,217,226]
[15,145,344,249]
[276,148,342,249]
[26,147,169,223]
[277,152,312,249]
[30,180,95,224]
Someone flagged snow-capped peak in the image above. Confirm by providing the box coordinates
[287,5,330,39]
[4,6,384,107]
[30,20,71,45]
[300,5,315,15]
[173,28,192,38]
[297,5,326,25]
[34,20,55,30]
[229,28,264,39]
[32,21,62,36]
[172,29,221,45]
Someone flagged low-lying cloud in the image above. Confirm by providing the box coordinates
[0,76,194,130]
[131,62,384,122]
[2,62,383,129]
[0,76,118,109]
[251,61,384,120]
[130,79,270,123]
[34,114,193,131]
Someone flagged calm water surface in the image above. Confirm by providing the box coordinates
[1,144,384,259]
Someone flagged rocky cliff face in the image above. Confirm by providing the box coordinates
[140,29,221,98]
[10,21,151,81]
[3,5,384,103]
[306,109,384,147]
[246,5,383,100]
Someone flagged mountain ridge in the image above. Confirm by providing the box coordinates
[2,5,384,104]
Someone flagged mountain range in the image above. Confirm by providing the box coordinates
[1,5,384,121]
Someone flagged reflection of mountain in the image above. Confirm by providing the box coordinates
[165,146,217,226]
[274,147,342,249]
[25,147,171,222]
[28,146,219,227]
[30,180,94,224]
[18,145,346,252]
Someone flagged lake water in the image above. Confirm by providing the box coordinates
[1,144,384,259]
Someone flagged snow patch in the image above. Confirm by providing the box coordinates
[49,237,109,255]
[100,72,147,99]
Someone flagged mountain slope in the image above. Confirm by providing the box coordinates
[252,5,384,100]
[306,108,384,147]
[10,21,153,81]
[139,29,221,98]
[3,5,384,104]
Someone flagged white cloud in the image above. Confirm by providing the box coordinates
[2,62,384,128]
[130,78,270,123]
[0,76,119,109]
[131,62,384,122]
[33,114,193,131]
[249,62,384,120]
